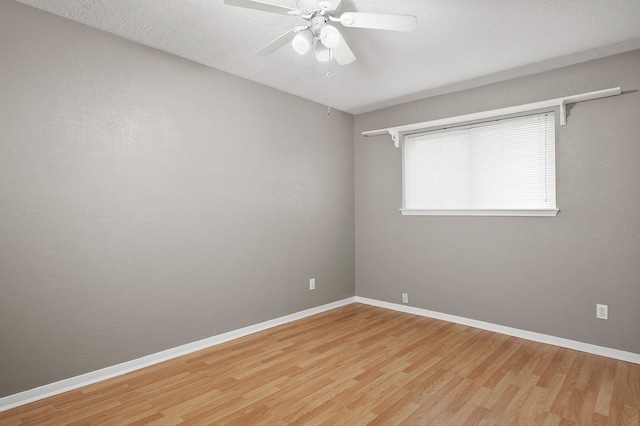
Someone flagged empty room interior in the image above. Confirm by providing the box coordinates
[1,0,640,424]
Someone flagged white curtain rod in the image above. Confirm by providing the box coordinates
[362,87,621,147]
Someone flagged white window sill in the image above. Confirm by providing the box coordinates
[400,209,559,217]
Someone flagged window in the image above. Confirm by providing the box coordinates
[402,112,557,216]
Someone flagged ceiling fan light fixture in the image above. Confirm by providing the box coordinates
[314,39,331,62]
[319,25,340,49]
[292,30,312,54]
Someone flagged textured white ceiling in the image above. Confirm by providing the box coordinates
[16,0,640,114]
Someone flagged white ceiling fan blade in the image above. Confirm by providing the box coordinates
[257,27,304,55]
[224,0,300,16]
[296,0,341,13]
[331,28,355,65]
[339,12,417,32]
[319,0,341,12]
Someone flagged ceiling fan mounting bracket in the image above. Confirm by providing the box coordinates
[339,13,354,26]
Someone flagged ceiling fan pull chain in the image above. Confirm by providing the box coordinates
[326,61,332,116]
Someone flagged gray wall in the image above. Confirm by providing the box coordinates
[2,0,639,402]
[355,50,640,354]
[0,0,354,397]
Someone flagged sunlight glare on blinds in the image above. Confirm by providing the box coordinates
[403,113,556,210]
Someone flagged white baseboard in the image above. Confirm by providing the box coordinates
[4,295,638,413]
[0,297,356,413]
[355,296,640,365]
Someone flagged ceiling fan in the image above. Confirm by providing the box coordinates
[224,0,418,65]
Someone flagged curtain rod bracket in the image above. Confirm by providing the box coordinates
[388,129,400,148]
[559,100,567,126]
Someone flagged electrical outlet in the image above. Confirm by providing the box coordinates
[402,293,409,304]
[309,278,315,290]
[596,304,608,320]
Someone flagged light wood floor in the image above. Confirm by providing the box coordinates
[2,304,639,425]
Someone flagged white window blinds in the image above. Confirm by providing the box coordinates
[402,112,557,215]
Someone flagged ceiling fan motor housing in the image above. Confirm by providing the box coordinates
[309,14,328,36]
